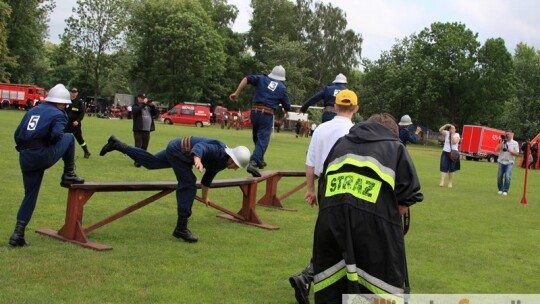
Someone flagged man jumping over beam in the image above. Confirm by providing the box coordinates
[99,135,250,242]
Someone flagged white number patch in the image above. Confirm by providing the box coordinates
[267,81,278,92]
[27,115,40,131]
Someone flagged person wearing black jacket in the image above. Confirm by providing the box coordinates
[132,93,158,167]
[312,114,423,303]
[64,87,91,158]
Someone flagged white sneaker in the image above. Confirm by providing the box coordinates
[502,192,508,196]
[498,191,503,194]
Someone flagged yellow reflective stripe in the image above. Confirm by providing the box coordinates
[314,261,405,299]
[324,172,382,203]
[326,154,395,189]
[313,267,347,293]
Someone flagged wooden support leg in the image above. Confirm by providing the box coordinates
[36,188,113,251]
[257,175,300,211]
[217,182,279,230]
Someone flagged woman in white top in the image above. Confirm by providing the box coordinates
[439,123,460,188]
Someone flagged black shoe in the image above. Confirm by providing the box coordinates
[8,221,29,247]
[289,274,310,304]
[258,161,267,169]
[173,228,198,243]
[100,135,127,156]
[60,172,85,187]
[247,161,261,177]
[134,162,141,168]
[84,151,91,159]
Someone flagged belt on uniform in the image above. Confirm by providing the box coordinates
[180,136,192,156]
[251,104,275,115]
[19,138,49,150]
[324,106,336,113]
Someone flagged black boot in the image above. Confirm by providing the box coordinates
[289,263,313,304]
[9,221,29,247]
[61,166,85,187]
[83,146,91,159]
[247,160,261,177]
[100,135,128,156]
[172,217,198,243]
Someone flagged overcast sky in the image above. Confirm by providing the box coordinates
[47,0,540,61]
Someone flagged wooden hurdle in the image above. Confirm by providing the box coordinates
[36,170,306,251]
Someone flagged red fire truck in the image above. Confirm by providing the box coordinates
[460,125,505,162]
[0,83,47,109]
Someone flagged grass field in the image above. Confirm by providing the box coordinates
[1,110,539,303]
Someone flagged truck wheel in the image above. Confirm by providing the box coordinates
[466,156,472,161]
[1,100,9,109]
[164,119,172,125]
[195,121,203,128]
[488,155,497,163]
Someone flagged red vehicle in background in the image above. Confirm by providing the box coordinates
[161,102,211,127]
[0,83,47,109]
[460,125,505,162]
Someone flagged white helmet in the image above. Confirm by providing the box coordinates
[45,84,72,104]
[398,115,413,126]
[225,146,251,169]
[268,65,286,81]
[333,73,347,84]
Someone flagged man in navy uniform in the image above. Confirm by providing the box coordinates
[229,65,291,177]
[299,73,348,123]
[100,135,251,242]
[64,87,91,158]
[9,84,85,247]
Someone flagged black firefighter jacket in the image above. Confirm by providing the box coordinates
[313,121,423,303]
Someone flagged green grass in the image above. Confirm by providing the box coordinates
[1,110,539,303]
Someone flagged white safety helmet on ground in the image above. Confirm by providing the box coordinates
[268,65,286,81]
[398,115,413,126]
[45,84,72,104]
[225,146,251,169]
[333,73,347,84]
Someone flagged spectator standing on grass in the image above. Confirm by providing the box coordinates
[100,135,250,243]
[64,87,91,159]
[312,113,423,303]
[495,130,519,195]
[310,122,317,137]
[289,89,359,304]
[398,115,422,146]
[439,123,460,188]
[132,93,158,167]
[229,65,291,177]
[300,73,348,123]
[9,84,85,247]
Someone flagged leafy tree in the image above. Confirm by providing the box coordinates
[5,0,54,84]
[505,43,540,139]
[0,1,16,82]
[474,38,515,127]
[296,0,362,90]
[128,0,226,105]
[62,0,130,102]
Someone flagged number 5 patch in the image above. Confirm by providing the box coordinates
[27,115,40,131]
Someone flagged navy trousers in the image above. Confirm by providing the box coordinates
[250,111,274,165]
[123,138,196,218]
[17,134,76,223]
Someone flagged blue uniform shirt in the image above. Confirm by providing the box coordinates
[189,137,230,187]
[246,74,291,111]
[300,83,346,113]
[14,102,68,146]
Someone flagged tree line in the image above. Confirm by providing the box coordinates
[1,0,539,138]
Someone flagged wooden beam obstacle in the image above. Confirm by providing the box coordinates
[36,170,306,251]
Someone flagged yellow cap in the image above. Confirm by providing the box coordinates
[335,89,358,106]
